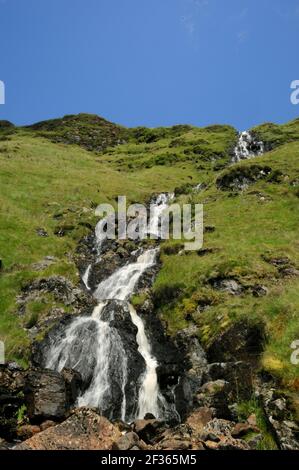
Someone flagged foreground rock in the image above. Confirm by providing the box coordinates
[14,408,121,450]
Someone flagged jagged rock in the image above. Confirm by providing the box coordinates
[207,319,265,364]
[25,369,67,422]
[13,408,121,450]
[112,432,140,450]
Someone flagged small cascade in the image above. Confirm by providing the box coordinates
[82,264,91,290]
[128,304,162,418]
[233,131,264,163]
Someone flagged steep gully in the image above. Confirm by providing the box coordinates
[43,132,263,423]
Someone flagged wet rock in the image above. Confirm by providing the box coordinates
[207,319,265,364]
[112,431,140,450]
[25,369,67,422]
[13,408,121,450]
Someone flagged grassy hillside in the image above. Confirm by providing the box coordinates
[0,115,298,405]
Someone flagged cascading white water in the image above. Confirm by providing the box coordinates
[233,131,264,163]
[149,193,173,238]
[82,264,91,290]
[128,304,161,418]
[46,193,173,421]
[94,249,158,301]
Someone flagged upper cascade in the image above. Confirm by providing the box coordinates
[232,131,264,163]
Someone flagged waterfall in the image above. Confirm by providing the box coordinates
[233,131,264,163]
[45,193,175,421]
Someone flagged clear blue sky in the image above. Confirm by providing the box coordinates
[0,0,298,129]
